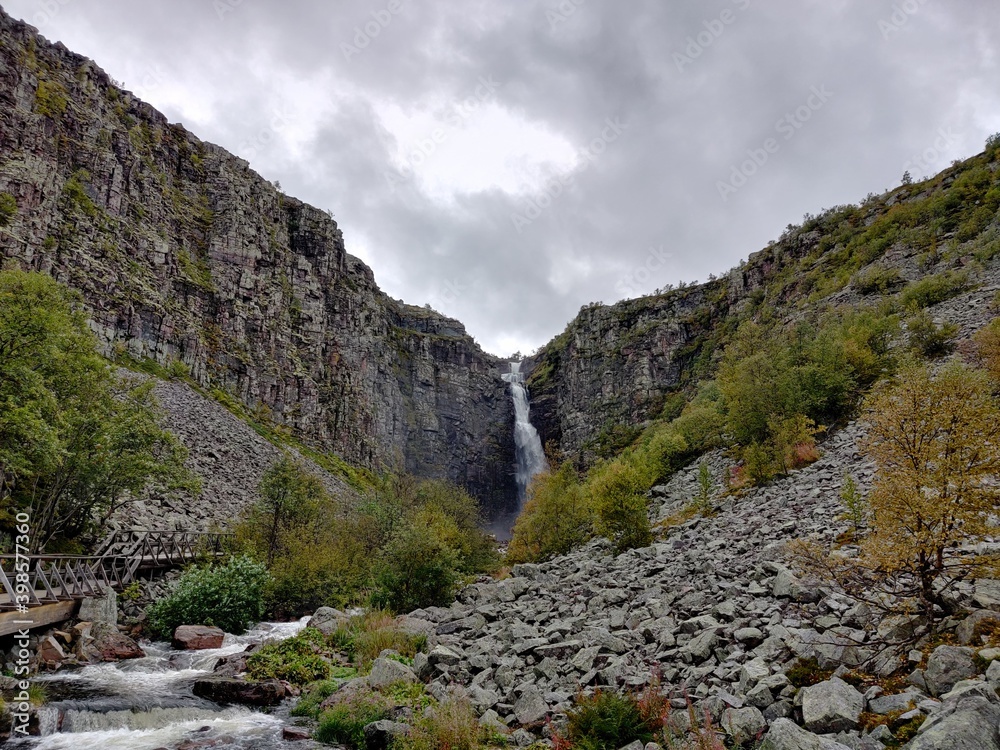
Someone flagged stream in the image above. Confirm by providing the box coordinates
[8,618,316,750]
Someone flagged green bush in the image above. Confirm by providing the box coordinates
[35,80,68,117]
[146,555,269,638]
[395,698,501,750]
[507,462,594,564]
[567,691,654,750]
[290,679,345,718]
[315,691,389,748]
[330,610,427,670]
[900,270,968,309]
[589,460,654,553]
[854,266,901,294]
[906,310,958,358]
[0,192,16,226]
[370,525,460,613]
[244,627,331,685]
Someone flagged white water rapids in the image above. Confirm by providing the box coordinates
[488,361,548,540]
[9,618,311,750]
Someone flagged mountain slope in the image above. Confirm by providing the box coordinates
[0,10,516,515]
[527,148,1000,464]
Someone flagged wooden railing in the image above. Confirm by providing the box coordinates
[0,530,230,613]
[95,529,229,568]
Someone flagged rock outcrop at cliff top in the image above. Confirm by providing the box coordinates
[0,8,516,516]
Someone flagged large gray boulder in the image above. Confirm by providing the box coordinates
[974,578,1000,611]
[956,609,1000,646]
[721,706,766,746]
[306,606,348,635]
[759,719,852,750]
[367,656,418,689]
[513,686,549,725]
[800,677,864,734]
[924,645,977,696]
[78,587,117,625]
[905,693,1000,749]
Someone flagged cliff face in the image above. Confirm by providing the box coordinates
[0,12,516,514]
[526,185,1000,465]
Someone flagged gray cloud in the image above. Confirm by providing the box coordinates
[8,0,999,355]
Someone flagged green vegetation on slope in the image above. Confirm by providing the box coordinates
[0,270,196,553]
[512,135,1000,563]
[229,458,500,617]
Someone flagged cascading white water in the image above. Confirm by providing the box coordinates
[11,618,311,750]
[502,361,548,507]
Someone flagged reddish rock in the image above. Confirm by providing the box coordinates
[282,726,312,741]
[192,677,287,706]
[173,625,226,650]
[37,635,67,664]
[91,621,145,661]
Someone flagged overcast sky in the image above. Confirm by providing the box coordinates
[6,1,999,356]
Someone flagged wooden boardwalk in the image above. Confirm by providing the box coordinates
[0,531,228,636]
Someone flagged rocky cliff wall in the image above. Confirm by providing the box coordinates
[0,10,516,514]
[527,190,1000,465]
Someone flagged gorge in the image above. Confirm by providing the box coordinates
[5,6,1000,749]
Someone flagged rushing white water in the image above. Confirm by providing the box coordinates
[11,618,311,750]
[495,361,548,535]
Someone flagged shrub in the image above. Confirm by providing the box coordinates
[146,555,269,638]
[508,462,594,563]
[61,169,98,218]
[290,679,345,718]
[567,691,654,750]
[974,319,1000,382]
[0,192,16,226]
[854,266,901,294]
[35,80,68,117]
[589,461,653,553]
[906,310,957,358]
[839,474,866,534]
[394,698,500,750]
[899,270,968,309]
[370,524,460,612]
[741,442,776,485]
[315,691,389,748]
[786,657,833,688]
[329,610,427,670]
[693,462,712,513]
[987,131,1000,156]
[244,627,332,685]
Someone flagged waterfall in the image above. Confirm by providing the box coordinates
[12,618,312,750]
[502,361,548,509]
